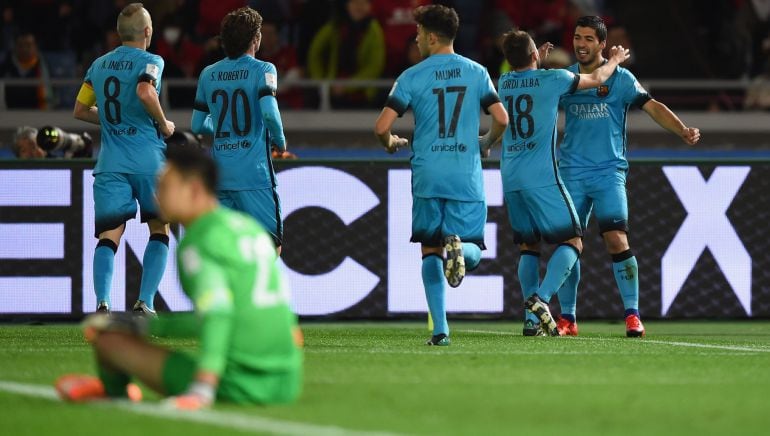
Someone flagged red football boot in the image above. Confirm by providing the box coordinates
[625,314,646,337]
[556,318,579,336]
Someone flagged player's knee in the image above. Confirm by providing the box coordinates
[148,220,169,235]
[602,231,629,253]
[93,331,123,356]
[519,242,540,253]
[566,237,583,253]
[421,245,442,257]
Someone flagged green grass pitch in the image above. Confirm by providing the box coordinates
[1,321,769,435]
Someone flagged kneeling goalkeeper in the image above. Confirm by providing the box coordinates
[56,144,303,409]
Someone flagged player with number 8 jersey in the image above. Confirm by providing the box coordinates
[192,7,287,251]
[74,3,175,314]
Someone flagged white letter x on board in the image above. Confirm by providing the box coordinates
[661,166,751,316]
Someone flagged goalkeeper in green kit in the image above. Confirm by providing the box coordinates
[56,145,303,409]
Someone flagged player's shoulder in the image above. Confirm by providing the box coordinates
[456,54,492,77]
[192,209,254,254]
[252,57,277,72]
[535,67,570,79]
[565,62,580,74]
[132,48,163,66]
[615,65,639,82]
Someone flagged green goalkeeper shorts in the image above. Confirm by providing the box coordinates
[162,351,302,404]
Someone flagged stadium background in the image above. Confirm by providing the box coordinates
[1,0,770,320]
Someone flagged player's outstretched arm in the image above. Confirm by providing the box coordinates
[136,82,175,138]
[577,45,630,90]
[479,102,509,156]
[73,82,100,125]
[642,99,701,145]
[374,107,408,154]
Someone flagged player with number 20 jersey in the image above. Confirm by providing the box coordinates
[192,7,287,251]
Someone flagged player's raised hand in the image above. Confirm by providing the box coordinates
[385,134,408,154]
[160,119,175,138]
[608,45,631,64]
[681,126,701,145]
[538,42,554,61]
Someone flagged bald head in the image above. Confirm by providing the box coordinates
[117,3,152,46]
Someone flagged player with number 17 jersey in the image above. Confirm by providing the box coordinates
[375,5,508,346]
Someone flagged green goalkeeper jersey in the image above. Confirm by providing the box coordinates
[151,207,302,378]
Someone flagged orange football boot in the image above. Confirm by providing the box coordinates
[55,374,142,402]
[625,314,646,337]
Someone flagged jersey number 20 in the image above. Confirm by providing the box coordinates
[212,88,252,138]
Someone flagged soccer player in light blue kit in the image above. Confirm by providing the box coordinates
[375,5,508,346]
[191,7,287,253]
[73,3,175,315]
[556,16,701,337]
[496,30,630,336]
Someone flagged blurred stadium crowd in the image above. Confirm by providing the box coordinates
[2,0,770,112]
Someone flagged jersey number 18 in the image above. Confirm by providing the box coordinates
[505,94,535,140]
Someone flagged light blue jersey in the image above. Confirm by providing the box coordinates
[193,55,286,191]
[559,63,650,180]
[386,53,499,201]
[499,68,579,191]
[85,45,165,175]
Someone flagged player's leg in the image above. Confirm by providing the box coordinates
[57,330,178,402]
[411,197,450,345]
[228,189,284,255]
[556,178,593,325]
[525,185,584,336]
[503,191,542,334]
[92,173,135,312]
[133,174,170,314]
[442,199,487,287]
[592,172,644,337]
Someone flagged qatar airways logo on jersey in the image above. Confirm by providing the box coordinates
[568,103,610,120]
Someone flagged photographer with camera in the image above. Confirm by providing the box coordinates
[10,125,93,159]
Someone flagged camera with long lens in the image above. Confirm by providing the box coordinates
[36,126,93,158]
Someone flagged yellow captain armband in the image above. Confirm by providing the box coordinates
[76,82,96,106]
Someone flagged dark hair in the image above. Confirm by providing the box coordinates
[575,16,607,42]
[413,5,459,42]
[164,143,218,194]
[501,30,534,69]
[220,7,263,59]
